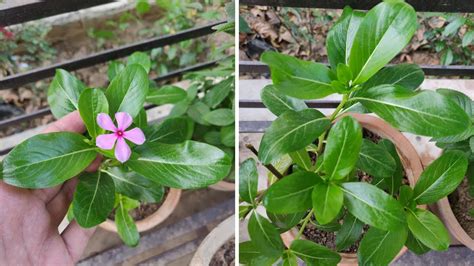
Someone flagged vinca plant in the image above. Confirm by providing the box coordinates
[0,52,232,246]
[239,1,470,265]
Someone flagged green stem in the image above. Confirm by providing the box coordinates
[296,209,314,239]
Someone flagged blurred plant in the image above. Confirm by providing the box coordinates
[420,13,473,65]
[0,24,56,73]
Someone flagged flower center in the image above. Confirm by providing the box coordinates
[116,130,124,137]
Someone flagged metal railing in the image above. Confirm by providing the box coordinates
[239,0,474,133]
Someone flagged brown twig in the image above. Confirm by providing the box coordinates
[245,143,284,179]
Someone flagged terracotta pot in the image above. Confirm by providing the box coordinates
[280,113,425,265]
[100,188,181,233]
[190,215,235,265]
[209,180,235,191]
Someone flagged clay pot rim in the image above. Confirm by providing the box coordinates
[99,188,181,233]
[279,113,426,264]
[190,215,235,265]
[435,192,474,250]
[209,180,235,191]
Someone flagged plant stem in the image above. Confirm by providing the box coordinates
[245,143,284,179]
[296,209,314,239]
[316,94,349,155]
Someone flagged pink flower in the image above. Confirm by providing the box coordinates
[96,112,145,163]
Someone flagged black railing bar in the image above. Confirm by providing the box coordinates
[239,0,474,13]
[0,20,226,90]
[239,61,474,77]
[239,99,340,108]
[0,59,222,130]
[0,0,115,26]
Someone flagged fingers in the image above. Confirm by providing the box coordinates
[46,178,78,227]
[43,111,85,134]
[61,221,96,263]
[85,155,103,173]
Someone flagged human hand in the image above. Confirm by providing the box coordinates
[0,111,102,265]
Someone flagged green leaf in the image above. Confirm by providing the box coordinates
[127,141,231,189]
[349,1,417,84]
[289,149,313,171]
[107,61,125,81]
[442,17,465,37]
[267,211,306,233]
[357,139,396,178]
[399,185,414,206]
[103,166,164,203]
[336,63,353,84]
[405,231,430,255]
[239,158,258,204]
[324,116,362,180]
[148,117,194,144]
[358,226,408,266]
[240,205,252,219]
[290,239,341,266]
[146,85,187,105]
[436,88,473,117]
[203,77,234,108]
[261,84,307,116]
[259,109,330,164]
[413,150,468,204]
[127,51,151,73]
[378,139,404,195]
[73,171,115,227]
[248,212,284,257]
[47,69,87,118]
[335,213,364,251]
[203,108,234,126]
[341,182,406,231]
[362,64,424,90]
[441,48,454,66]
[115,195,140,247]
[326,6,365,69]
[239,241,261,264]
[187,101,211,125]
[312,183,343,224]
[203,131,222,146]
[261,51,335,99]
[282,251,298,266]
[462,30,474,47]
[353,85,470,137]
[220,124,235,147]
[133,108,147,128]
[78,88,109,138]
[407,208,450,251]
[106,64,148,118]
[2,132,97,188]
[263,171,322,214]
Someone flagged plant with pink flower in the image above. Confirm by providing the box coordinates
[2,55,232,246]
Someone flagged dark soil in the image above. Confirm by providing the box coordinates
[210,239,235,266]
[299,216,368,253]
[109,188,169,221]
[363,128,382,143]
[449,178,474,238]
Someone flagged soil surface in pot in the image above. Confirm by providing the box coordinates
[108,188,169,221]
[210,238,235,266]
[449,178,474,238]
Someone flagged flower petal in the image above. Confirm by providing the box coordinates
[124,128,146,145]
[115,137,131,163]
[96,133,117,150]
[97,113,116,132]
[115,112,133,131]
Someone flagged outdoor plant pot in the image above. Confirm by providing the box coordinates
[434,193,474,250]
[100,188,181,233]
[190,215,235,265]
[278,113,426,265]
